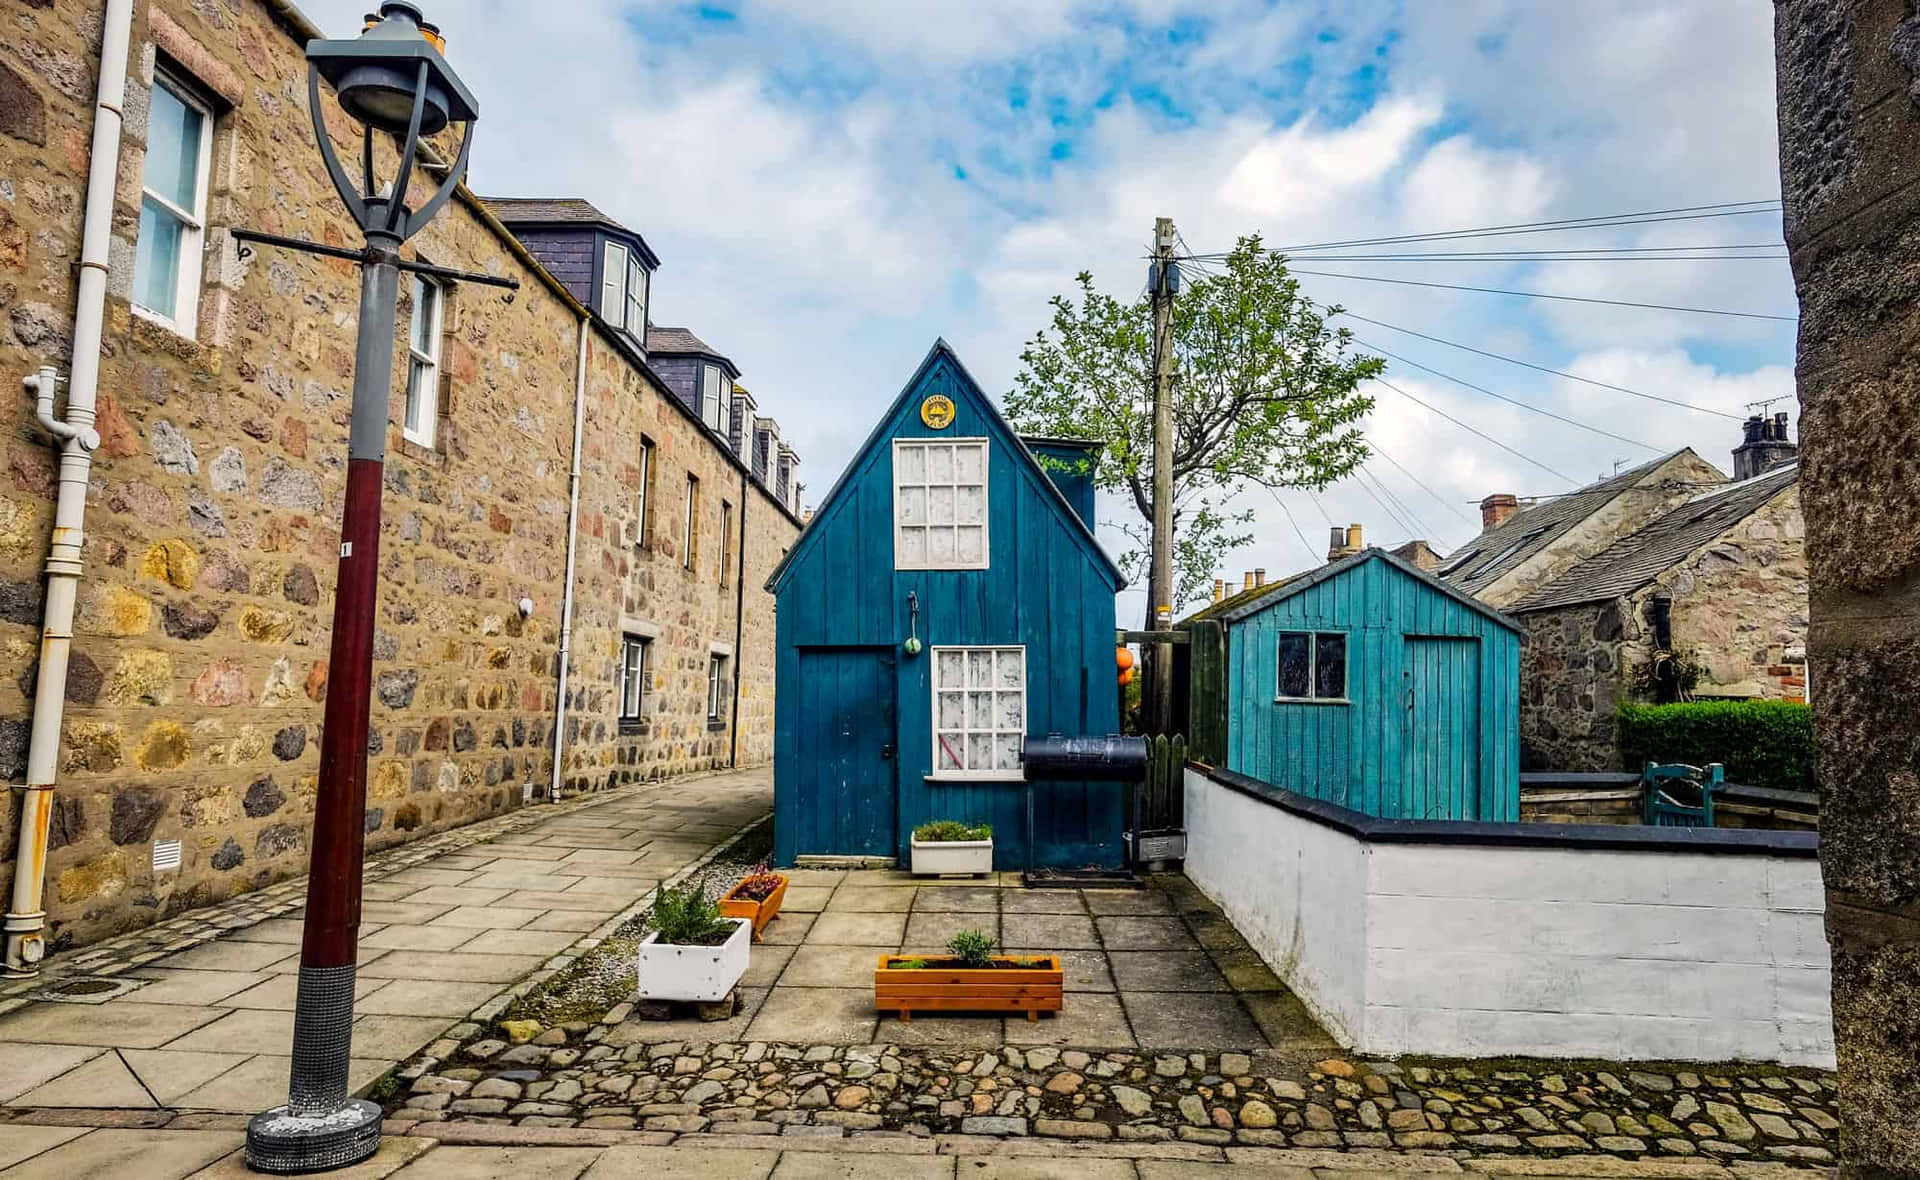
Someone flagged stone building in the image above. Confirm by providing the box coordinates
[0,0,801,953]
[1508,463,1805,770]
[1439,449,1728,609]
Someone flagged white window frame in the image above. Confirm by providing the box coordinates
[701,364,728,433]
[132,71,213,337]
[707,654,728,724]
[619,635,650,722]
[602,241,628,330]
[402,275,444,448]
[719,499,734,586]
[893,438,990,571]
[626,254,648,337]
[929,645,1026,781]
[683,473,699,570]
[1274,630,1350,705]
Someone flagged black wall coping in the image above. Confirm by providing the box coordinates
[1198,765,1820,859]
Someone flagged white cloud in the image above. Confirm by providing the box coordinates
[1221,94,1443,220]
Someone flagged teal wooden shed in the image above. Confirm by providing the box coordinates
[765,341,1128,869]
[1208,548,1522,822]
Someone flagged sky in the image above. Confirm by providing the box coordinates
[308,0,1796,622]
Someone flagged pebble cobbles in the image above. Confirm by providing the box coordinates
[388,1022,1838,1165]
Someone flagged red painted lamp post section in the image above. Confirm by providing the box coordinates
[240,3,501,1173]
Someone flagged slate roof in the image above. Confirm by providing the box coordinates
[1510,464,1800,613]
[1181,571,1310,623]
[1208,547,1523,632]
[1439,451,1697,596]
[645,326,721,356]
[483,196,624,229]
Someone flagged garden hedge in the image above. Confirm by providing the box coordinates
[1615,700,1816,793]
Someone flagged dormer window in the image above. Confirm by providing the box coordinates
[700,363,728,433]
[600,240,648,336]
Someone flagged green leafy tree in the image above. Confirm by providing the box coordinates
[1007,236,1382,616]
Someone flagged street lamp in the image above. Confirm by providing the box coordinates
[239,4,512,1173]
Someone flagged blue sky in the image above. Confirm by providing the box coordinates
[311,0,1795,620]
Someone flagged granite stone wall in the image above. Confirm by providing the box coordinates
[1518,486,1806,772]
[1776,1,1920,1171]
[0,0,795,953]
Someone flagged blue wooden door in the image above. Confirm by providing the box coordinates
[798,647,897,856]
[1400,637,1480,820]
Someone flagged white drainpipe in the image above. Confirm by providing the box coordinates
[4,0,133,975]
[548,316,590,803]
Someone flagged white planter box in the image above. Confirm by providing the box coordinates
[910,837,994,877]
[635,917,750,1002]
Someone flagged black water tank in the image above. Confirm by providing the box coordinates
[1020,733,1149,782]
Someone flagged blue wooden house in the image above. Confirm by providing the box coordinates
[1199,548,1522,822]
[766,342,1127,869]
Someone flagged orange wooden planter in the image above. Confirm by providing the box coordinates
[874,954,1064,1022]
[717,875,787,941]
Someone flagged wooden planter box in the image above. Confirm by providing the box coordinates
[874,954,1063,1022]
[717,874,788,941]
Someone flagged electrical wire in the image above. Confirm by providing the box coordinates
[1277,252,1787,263]
[1350,469,1421,541]
[1305,488,1336,528]
[1374,377,1576,485]
[1291,269,1797,321]
[1338,312,1746,420]
[1353,337,1664,452]
[1369,447,1480,528]
[1267,488,1323,565]
[1264,200,1782,254]
[1365,464,1441,541]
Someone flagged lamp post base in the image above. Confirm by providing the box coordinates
[243,1099,383,1174]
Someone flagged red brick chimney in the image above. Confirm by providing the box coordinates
[1480,494,1519,530]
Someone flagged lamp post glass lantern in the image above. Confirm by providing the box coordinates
[243,4,488,1172]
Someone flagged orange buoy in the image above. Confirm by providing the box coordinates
[1115,646,1135,671]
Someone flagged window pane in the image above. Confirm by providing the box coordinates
[936,650,964,688]
[927,445,953,483]
[627,259,646,330]
[968,691,992,729]
[410,278,436,353]
[968,650,994,688]
[928,486,954,525]
[955,443,984,482]
[927,527,955,564]
[967,733,993,771]
[146,83,203,210]
[896,444,924,482]
[995,690,1022,730]
[955,526,984,565]
[898,486,926,525]
[134,199,183,315]
[936,732,963,771]
[602,243,626,328]
[898,527,926,566]
[997,650,1024,688]
[938,692,965,729]
[995,734,1021,772]
[1277,632,1311,698]
[1315,633,1347,699]
[955,484,984,525]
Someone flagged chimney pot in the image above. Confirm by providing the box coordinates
[1346,524,1363,552]
[1255,567,1266,586]
[1480,493,1519,530]
[1243,571,1255,591]
[1213,578,1225,603]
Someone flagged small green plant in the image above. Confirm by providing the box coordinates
[913,820,992,843]
[651,882,733,945]
[890,958,929,970]
[947,929,996,969]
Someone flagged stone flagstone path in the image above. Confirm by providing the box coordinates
[0,768,770,1120]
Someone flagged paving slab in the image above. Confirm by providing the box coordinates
[390,1144,605,1177]
[824,888,916,913]
[744,987,877,1044]
[1084,890,1177,916]
[123,971,270,1007]
[361,924,484,951]
[170,1053,393,1113]
[1108,950,1230,992]
[0,1001,224,1049]
[0,1124,91,1170]
[222,918,313,945]
[1001,991,1134,1048]
[120,1049,252,1105]
[456,927,581,958]
[428,905,548,930]
[809,912,909,947]
[957,1159,1139,1179]
[0,1043,103,1102]
[581,1144,780,1179]
[911,887,1002,913]
[1121,990,1265,1051]
[0,1128,242,1179]
[188,1134,435,1178]
[149,940,297,973]
[999,890,1086,915]
[902,912,997,950]
[162,1007,295,1055]
[1057,950,1117,993]
[360,950,544,983]
[1095,916,1198,951]
[769,1151,956,1179]
[352,1014,458,1059]
[355,979,502,1017]
[222,972,391,1010]
[11,1050,157,1108]
[778,887,835,913]
[779,945,895,988]
[1000,914,1100,950]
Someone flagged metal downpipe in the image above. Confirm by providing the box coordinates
[549,316,590,802]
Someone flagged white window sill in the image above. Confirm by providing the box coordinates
[1273,696,1351,706]
[926,772,1025,784]
[895,562,991,572]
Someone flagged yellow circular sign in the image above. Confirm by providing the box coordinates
[920,395,956,430]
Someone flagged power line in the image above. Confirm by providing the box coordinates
[1304,488,1336,528]
[1266,200,1781,253]
[1375,376,1576,485]
[1363,464,1436,540]
[1351,468,1423,541]
[1277,252,1787,263]
[1370,447,1480,528]
[1338,312,1746,421]
[1267,488,1323,565]
[1353,336,1663,452]
[1293,269,1797,321]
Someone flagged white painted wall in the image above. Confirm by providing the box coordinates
[1184,768,1834,1067]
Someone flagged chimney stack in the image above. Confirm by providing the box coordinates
[1733,412,1798,480]
[1480,493,1519,531]
[1327,524,1364,562]
[1242,571,1255,591]
[1213,578,1225,604]
[1255,568,1267,587]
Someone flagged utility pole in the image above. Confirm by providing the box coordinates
[1149,216,1177,734]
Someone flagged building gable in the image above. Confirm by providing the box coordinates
[1221,548,1523,634]
[766,340,1124,593]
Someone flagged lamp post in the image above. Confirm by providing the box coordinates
[241,4,509,1172]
